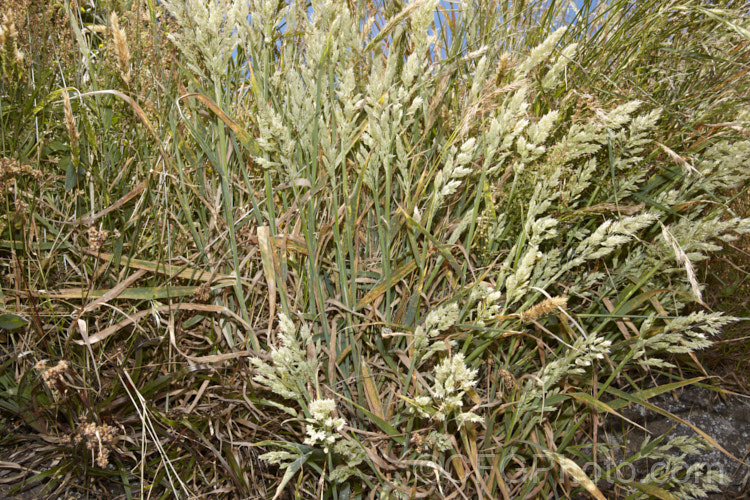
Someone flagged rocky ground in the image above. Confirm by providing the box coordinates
[603,383,750,499]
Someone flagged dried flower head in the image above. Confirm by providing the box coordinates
[109,12,131,84]
[0,14,15,45]
[35,359,69,389]
[519,296,567,322]
[87,226,109,252]
[77,421,119,468]
[498,369,515,389]
[495,52,512,83]
[13,197,27,213]
[0,157,41,192]
[61,89,79,160]
[0,11,24,79]
[193,282,211,302]
[35,359,69,399]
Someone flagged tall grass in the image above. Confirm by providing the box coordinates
[1,0,749,498]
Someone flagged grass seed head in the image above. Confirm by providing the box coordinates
[61,89,79,160]
[78,421,119,468]
[35,359,69,389]
[87,226,109,252]
[519,296,568,322]
[109,12,131,84]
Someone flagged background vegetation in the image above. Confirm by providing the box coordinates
[1,0,749,498]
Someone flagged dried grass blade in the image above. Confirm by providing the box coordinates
[80,269,147,314]
[73,303,253,345]
[357,259,418,309]
[41,286,204,300]
[569,392,649,433]
[542,450,607,500]
[62,177,148,226]
[178,93,255,147]
[74,90,169,168]
[257,226,277,334]
[80,250,223,282]
[361,363,384,419]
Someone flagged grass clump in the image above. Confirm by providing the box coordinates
[1,0,749,498]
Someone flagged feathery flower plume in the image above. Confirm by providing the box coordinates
[519,296,567,322]
[0,12,24,81]
[110,12,131,84]
[61,89,79,162]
